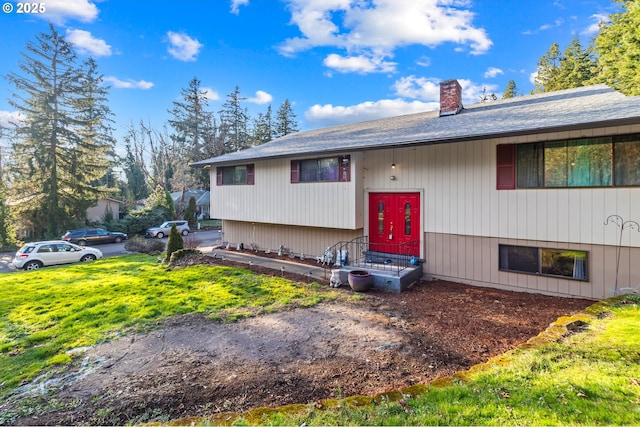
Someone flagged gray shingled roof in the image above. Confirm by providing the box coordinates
[192,84,640,167]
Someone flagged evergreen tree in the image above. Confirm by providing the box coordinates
[67,57,117,221]
[122,142,149,201]
[594,0,640,95]
[5,25,113,237]
[557,36,597,89]
[532,42,563,93]
[168,77,214,187]
[532,38,596,94]
[165,222,184,262]
[145,185,176,219]
[184,195,198,227]
[0,140,16,249]
[219,86,249,152]
[251,105,273,145]
[502,80,518,99]
[274,99,298,138]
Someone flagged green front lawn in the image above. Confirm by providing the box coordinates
[0,254,333,395]
[2,255,639,426]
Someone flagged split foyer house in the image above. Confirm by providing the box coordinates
[192,80,640,300]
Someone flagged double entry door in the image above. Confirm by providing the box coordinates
[368,192,420,256]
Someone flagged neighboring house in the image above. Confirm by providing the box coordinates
[86,198,124,222]
[170,190,211,219]
[192,80,640,300]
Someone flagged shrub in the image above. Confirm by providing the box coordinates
[165,223,184,262]
[169,248,202,263]
[121,206,167,236]
[184,196,198,228]
[124,235,165,255]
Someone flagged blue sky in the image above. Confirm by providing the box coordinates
[0,0,617,143]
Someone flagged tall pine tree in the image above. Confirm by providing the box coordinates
[6,24,114,237]
[502,80,518,99]
[168,77,214,187]
[532,42,563,93]
[274,99,298,138]
[68,57,117,221]
[557,36,596,89]
[122,142,149,201]
[594,0,640,95]
[532,38,596,94]
[219,86,249,153]
[0,137,16,249]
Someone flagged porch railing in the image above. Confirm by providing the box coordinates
[320,236,421,277]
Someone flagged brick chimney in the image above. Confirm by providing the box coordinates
[439,79,463,116]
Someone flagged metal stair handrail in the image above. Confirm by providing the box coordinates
[320,236,421,276]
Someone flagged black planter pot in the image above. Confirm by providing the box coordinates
[348,270,372,292]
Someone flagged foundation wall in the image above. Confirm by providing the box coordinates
[221,220,363,259]
[424,232,640,299]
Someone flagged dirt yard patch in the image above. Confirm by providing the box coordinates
[6,257,593,426]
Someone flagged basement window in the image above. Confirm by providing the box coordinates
[499,244,588,281]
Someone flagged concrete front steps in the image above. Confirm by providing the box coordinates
[338,265,423,293]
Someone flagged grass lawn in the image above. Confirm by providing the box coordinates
[2,255,639,426]
[251,296,640,426]
[0,254,334,396]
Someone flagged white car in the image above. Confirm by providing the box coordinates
[145,220,190,238]
[12,240,103,270]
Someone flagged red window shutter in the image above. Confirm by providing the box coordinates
[216,167,223,186]
[290,160,299,183]
[246,164,255,185]
[496,144,516,190]
[339,155,351,182]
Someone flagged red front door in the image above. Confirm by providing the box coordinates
[368,192,420,256]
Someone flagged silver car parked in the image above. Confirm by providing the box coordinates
[12,240,103,270]
[145,220,190,238]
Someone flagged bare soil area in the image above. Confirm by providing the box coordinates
[7,256,593,426]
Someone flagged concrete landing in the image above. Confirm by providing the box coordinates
[339,265,423,293]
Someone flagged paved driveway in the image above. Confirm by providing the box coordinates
[0,230,222,273]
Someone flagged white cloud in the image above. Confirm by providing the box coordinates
[104,76,154,90]
[483,67,504,78]
[305,75,501,127]
[523,18,565,35]
[40,0,98,24]
[392,75,494,105]
[65,29,112,57]
[0,111,24,128]
[415,56,431,67]
[323,53,396,74]
[305,98,438,128]
[246,90,273,105]
[230,0,249,14]
[529,71,538,85]
[202,87,220,101]
[278,0,492,74]
[582,13,609,36]
[393,76,441,100]
[166,31,203,62]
